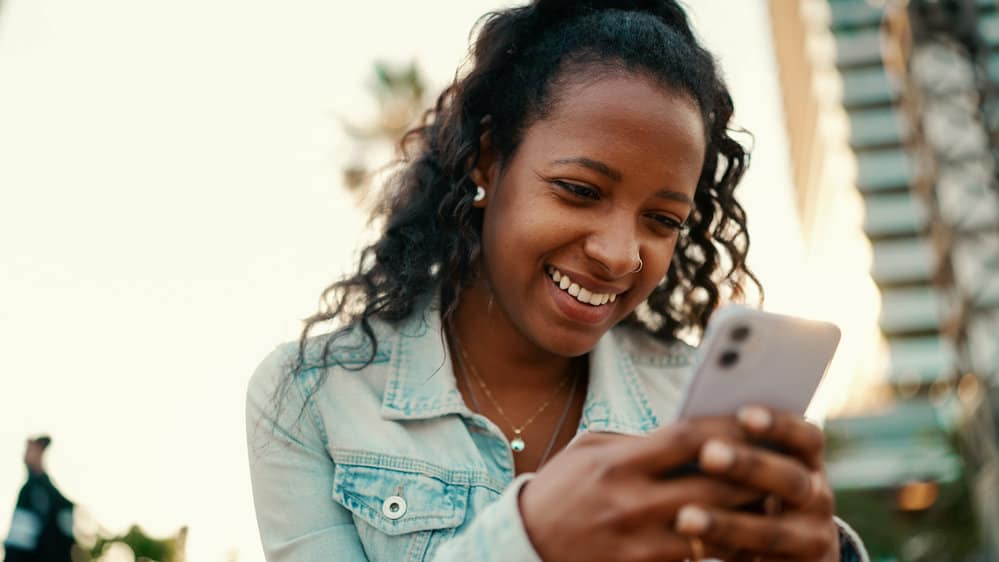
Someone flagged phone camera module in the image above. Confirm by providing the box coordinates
[719,350,739,368]
[730,325,751,342]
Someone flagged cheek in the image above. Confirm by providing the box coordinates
[633,244,678,299]
[482,192,566,268]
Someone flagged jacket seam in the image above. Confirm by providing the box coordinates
[332,449,506,493]
[291,359,332,448]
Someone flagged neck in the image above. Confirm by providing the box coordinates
[448,286,581,392]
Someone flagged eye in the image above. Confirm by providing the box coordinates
[646,214,687,236]
[553,180,600,201]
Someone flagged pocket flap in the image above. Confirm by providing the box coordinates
[333,462,469,535]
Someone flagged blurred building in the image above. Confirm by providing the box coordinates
[768,0,999,560]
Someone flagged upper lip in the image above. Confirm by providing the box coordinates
[549,265,630,296]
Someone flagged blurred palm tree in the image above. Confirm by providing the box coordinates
[342,60,428,200]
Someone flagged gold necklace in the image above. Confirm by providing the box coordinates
[452,331,575,453]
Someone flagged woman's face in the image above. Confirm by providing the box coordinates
[476,72,706,357]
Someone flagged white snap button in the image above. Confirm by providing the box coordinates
[382,495,407,520]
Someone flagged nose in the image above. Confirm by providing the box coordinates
[582,214,641,277]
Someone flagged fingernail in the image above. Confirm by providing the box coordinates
[809,471,824,501]
[676,505,710,534]
[738,406,772,431]
[701,440,735,470]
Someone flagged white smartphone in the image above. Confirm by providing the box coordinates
[677,305,841,419]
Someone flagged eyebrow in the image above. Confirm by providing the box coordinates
[550,156,694,206]
[551,156,622,182]
[654,189,694,206]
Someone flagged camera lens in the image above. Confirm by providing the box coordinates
[719,350,739,368]
[731,325,751,342]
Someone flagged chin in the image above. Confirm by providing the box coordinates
[536,326,605,358]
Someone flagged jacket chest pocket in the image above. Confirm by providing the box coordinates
[333,462,470,562]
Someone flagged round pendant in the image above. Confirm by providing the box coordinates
[510,437,526,452]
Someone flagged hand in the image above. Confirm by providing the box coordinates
[674,406,840,561]
[518,418,763,562]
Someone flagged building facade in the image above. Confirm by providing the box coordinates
[768,0,999,560]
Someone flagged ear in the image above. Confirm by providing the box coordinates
[469,118,499,208]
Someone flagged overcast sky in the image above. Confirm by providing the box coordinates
[0,2,816,561]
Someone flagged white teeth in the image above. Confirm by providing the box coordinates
[547,267,619,307]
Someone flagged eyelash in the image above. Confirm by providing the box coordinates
[552,180,686,234]
[554,180,599,200]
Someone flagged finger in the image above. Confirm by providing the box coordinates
[675,505,838,559]
[733,553,801,562]
[736,406,825,468]
[617,527,736,562]
[626,417,747,474]
[638,476,763,522]
[698,439,819,508]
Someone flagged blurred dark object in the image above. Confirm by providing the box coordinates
[908,0,980,53]
[3,436,75,562]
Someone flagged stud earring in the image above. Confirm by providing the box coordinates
[474,185,486,202]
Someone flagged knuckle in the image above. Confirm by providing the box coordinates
[815,484,836,515]
[707,546,738,561]
[593,500,628,528]
[687,476,727,505]
[699,510,724,540]
[804,422,826,453]
[803,531,832,558]
[599,490,648,529]
[787,470,814,504]
[766,529,786,553]
[730,445,759,477]
[581,453,624,487]
[824,487,837,515]
[670,423,702,453]
[594,460,624,486]
[619,538,661,562]
[768,411,792,440]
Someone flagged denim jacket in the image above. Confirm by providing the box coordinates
[246,303,869,562]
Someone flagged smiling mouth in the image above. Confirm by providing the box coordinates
[546,266,619,307]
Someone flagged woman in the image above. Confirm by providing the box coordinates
[246,1,869,560]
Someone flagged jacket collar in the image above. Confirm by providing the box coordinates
[380,302,659,436]
[380,303,468,421]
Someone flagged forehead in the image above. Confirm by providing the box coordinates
[522,73,707,183]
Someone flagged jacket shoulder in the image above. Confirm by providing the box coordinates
[246,320,396,403]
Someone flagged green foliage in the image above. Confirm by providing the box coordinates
[342,60,429,194]
[86,525,182,562]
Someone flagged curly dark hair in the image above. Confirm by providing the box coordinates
[293,0,760,382]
